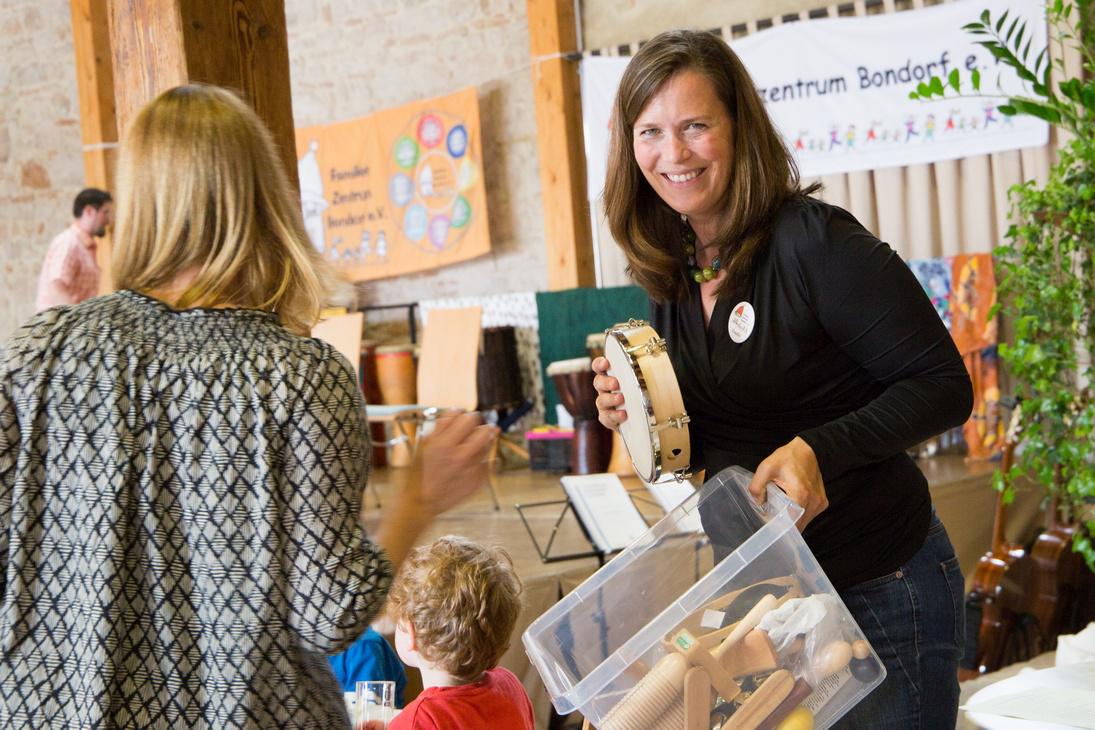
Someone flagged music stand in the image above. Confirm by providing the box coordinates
[514,487,660,565]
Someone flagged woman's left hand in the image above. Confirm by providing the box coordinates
[747,436,827,531]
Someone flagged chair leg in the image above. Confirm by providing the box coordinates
[485,432,501,511]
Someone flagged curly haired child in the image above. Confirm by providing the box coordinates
[386,536,533,730]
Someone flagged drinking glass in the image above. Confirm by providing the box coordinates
[355,680,395,730]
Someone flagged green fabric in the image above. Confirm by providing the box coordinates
[536,285,650,424]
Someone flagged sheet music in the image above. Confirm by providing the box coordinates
[645,481,702,534]
[963,686,1095,728]
[560,474,649,553]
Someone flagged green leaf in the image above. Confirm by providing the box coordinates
[1009,98,1061,123]
[1006,15,1020,43]
[972,68,982,90]
[1034,47,1049,77]
[929,76,945,96]
[908,90,920,100]
[917,81,932,97]
[995,10,1009,34]
[948,68,961,92]
[998,103,1018,115]
[1059,78,1084,102]
[981,9,991,25]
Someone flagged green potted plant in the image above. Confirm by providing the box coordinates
[911,0,1094,570]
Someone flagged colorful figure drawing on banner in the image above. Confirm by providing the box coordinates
[983,103,998,127]
[298,140,329,255]
[904,116,918,141]
[388,112,478,254]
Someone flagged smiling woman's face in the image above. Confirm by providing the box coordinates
[632,68,733,233]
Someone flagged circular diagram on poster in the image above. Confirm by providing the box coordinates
[388,110,479,253]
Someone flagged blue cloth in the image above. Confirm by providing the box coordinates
[328,628,407,707]
[835,513,965,728]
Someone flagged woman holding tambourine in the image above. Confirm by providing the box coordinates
[591,30,973,729]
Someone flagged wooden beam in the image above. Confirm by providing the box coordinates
[70,0,120,294]
[107,0,298,188]
[527,0,595,290]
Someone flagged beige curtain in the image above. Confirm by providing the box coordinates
[593,0,1078,282]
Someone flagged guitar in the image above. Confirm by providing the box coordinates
[1026,481,1095,652]
[962,401,1039,677]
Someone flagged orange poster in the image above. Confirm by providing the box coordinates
[295,87,490,281]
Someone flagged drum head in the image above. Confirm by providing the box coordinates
[604,333,656,482]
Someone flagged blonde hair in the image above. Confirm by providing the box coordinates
[388,536,523,681]
[111,84,333,335]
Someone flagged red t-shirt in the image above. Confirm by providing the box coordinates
[389,667,534,730]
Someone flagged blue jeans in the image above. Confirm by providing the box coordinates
[834,514,965,728]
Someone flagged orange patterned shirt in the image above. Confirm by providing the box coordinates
[35,224,100,311]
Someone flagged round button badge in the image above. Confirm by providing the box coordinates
[728,301,755,344]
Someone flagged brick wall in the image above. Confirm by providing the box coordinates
[0,0,829,337]
[0,1,86,337]
[287,0,546,309]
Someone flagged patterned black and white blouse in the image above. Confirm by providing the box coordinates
[0,291,391,728]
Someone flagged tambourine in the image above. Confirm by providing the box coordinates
[604,319,691,484]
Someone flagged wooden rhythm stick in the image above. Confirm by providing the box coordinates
[684,667,713,730]
[696,583,802,651]
[721,669,794,730]
[695,576,801,615]
[714,594,779,656]
[601,653,688,730]
[670,629,741,702]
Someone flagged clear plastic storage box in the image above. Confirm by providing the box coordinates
[523,466,886,729]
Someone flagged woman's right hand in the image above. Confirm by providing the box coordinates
[411,413,497,517]
[592,356,628,432]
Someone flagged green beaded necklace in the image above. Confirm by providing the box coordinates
[681,218,721,283]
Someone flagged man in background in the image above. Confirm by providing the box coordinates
[35,188,113,311]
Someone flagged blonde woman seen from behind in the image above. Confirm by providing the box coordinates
[0,84,496,729]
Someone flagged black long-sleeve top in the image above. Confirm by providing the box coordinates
[651,196,973,590]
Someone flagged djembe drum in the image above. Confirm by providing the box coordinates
[360,339,387,467]
[478,326,524,412]
[375,344,417,405]
[546,357,612,475]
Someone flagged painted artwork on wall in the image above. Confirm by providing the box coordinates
[295,87,490,281]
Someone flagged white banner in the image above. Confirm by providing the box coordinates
[580,0,1048,201]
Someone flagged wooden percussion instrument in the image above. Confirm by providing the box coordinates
[477,326,524,411]
[589,331,634,476]
[374,344,417,405]
[360,339,387,467]
[603,319,691,484]
[547,357,612,475]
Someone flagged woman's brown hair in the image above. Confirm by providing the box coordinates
[112,84,333,335]
[603,30,815,301]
